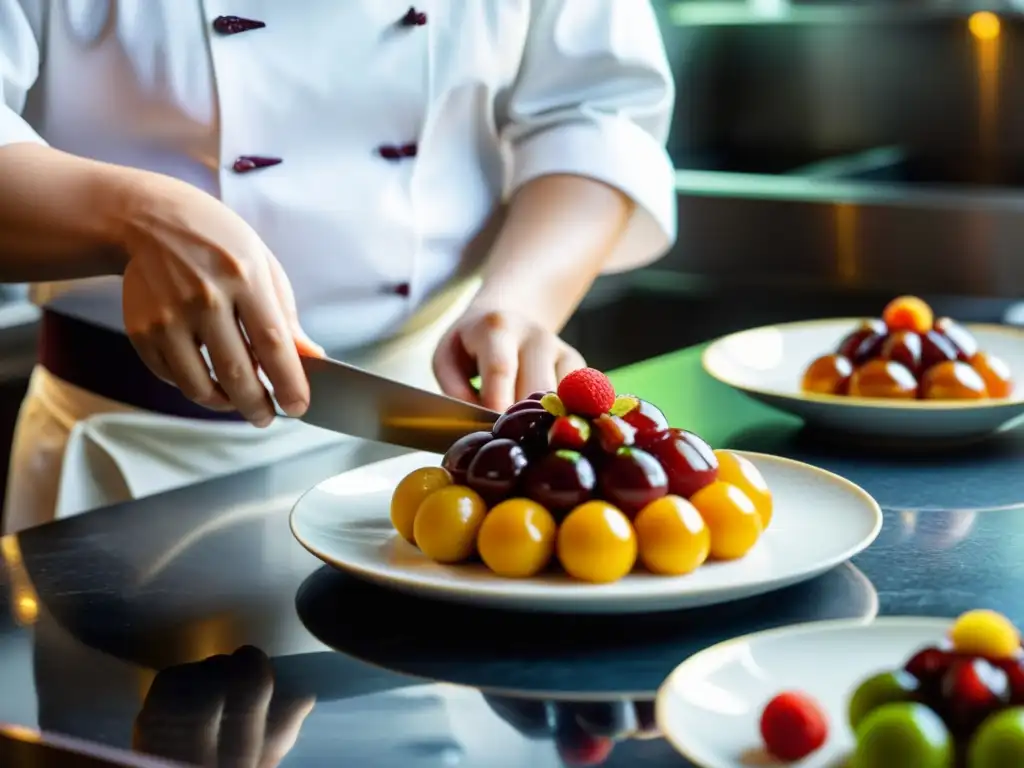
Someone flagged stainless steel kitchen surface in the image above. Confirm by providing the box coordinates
[655,0,1024,296]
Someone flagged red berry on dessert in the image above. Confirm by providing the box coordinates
[557,367,616,417]
[548,415,591,451]
[759,691,828,761]
[592,414,637,453]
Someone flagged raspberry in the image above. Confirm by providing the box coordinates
[557,368,615,418]
[759,691,828,761]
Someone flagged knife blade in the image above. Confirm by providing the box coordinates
[294,355,499,454]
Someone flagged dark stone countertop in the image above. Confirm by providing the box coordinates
[3,300,1024,766]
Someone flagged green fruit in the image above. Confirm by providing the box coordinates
[852,703,952,768]
[848,670,920,731]
[969,708,1024,768]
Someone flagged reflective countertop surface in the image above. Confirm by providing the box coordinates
[3,343,1024,767]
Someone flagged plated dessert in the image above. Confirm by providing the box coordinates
[389,368,773,584]
[759,610,1024,767]
[802,296,1013,401]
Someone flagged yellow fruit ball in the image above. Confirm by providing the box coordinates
[413,485,487,564]
[713,450,773,529]
[634,495,710,576]
[477,498,557,578]
[390,466,453,544]
[689,481,763,560]
[557,501,637,584]
[950,609,1020,659]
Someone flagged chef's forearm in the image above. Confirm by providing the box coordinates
[471,174,633,332]
[0,142,131,281]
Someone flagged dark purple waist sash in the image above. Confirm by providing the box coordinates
[39,307,245,422]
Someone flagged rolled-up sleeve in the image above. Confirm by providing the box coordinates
[0,0,45,147]
[502,0,676,272]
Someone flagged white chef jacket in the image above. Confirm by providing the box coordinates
[0,0,676,348]
[0,0,677,528]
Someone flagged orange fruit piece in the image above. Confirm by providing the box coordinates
[801,354,853,396]
[634,495,710,575]
[921,360,988,400]
[556,501,637,583]
[882,296,933,334]
[970,352,1014,399]
[689,481,763,560]
[413,485,487,563]
[477,498,557,578]
[848,360,918,400]
[713,450,773,529]
[390,467,453,544]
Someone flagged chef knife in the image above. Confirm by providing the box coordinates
[289,355,500,454]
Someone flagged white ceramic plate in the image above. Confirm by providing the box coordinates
[702,319,1024,442]
[289,451,882,614]
[657,617,953,768]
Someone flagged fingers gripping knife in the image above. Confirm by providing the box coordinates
[279,356,499,454]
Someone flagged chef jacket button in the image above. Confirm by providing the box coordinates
[232,155,282,173]
[212,15,266,35]
[400,7,428,26]
[377,144,417,161]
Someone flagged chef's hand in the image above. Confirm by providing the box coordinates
[120,173,322,427]
[433,308,586,411]
[133,646,315,768]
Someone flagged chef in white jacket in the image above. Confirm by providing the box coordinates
[0,0,676,532]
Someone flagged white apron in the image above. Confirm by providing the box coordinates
[3,278,478,534]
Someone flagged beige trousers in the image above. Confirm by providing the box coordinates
[4,280,479,534]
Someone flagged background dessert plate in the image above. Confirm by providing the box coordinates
[290,451,881,614]
[702,319,1024,442]
[656,617,952,768]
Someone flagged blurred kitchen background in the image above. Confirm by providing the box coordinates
[1,0,1024,489]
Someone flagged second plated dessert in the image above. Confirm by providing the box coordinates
[802,297,1013,401]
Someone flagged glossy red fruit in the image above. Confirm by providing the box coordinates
[548,416,592,451]
[881,331,923,375]
[993,656,1024,705]
[642,428,718,498]
[920,329,959,372]
[441,431,493,485]
[557,368,616,418]
[592,415,637,453]
[598,447,669,516]
[935,317,978,361]
[940,657,1009,737]
[618,397,669,436]
[555,718,614,767]
[492,408,555,454]
[759,691,828,762]
[837,319,888,364]
[905,646,957,702]
[466,438,528,503]
[522,450,596,514]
